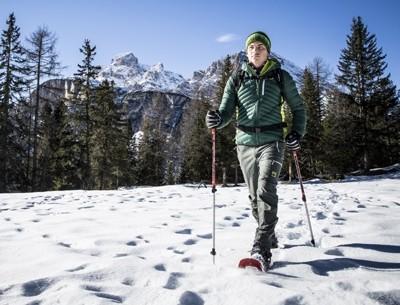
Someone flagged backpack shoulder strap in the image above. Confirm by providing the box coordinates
[232,69,246,93]
[265,68,285,102]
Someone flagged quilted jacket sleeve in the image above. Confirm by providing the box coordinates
[217,75,237,129]
[282,70,307,137]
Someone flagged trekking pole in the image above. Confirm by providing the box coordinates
[210,128,217,263]
[292,150,316,247]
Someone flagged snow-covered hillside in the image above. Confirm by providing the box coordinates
[1,173,399,305]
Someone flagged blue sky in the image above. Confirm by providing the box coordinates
[1,0,399,86]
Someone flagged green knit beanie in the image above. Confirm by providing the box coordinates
[245,31,271,52]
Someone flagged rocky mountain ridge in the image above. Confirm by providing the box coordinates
[37,51,303,138]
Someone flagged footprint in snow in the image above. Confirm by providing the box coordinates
[82,284,102,292]
[322,228,330,234]
[287,232,301,240]
[264,281,283,288]
[154,264,167,271]
[21,203,35,210]
[58,242,71,248]
[224,216,233,221]
[114,253,129,258]
[122,277,134,286]
[174,249,185,255]
[232,222,241,227]
[94,292,124,303]
[164,272,185,290]
[336,281,353,291]
[22,278,54,297]
[197,233,212,239]
[315,211,327,220]
[175,229,192,235]
[183,239,198,245]
[179,291,204,305]
[182,257,192,263]
[368,290,400,305]
[26,301,41,305]
[286,222,297,229]
[126,241,137,246]
[324,248,344,256]
[281,295,305,305]
[66,264,88,272]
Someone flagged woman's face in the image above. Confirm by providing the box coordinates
[247,41,268,68]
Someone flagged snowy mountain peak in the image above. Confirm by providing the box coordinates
[111,52,139,67]
[151,62,164,72]
[98,53,190,96]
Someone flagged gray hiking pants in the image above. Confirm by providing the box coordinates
[237,141,285,253]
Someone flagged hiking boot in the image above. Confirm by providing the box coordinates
[271,232,279,249]
[250,250,272,272]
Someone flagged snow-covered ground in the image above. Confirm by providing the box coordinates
[1,173,399,305]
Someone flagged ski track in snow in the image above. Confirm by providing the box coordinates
[0,175,399,305]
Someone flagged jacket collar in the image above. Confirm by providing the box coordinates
[243,58,281,77]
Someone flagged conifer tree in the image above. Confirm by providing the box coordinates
[91,80,127,189]
[51,98,82,190]
[322,88,360,176]
[336,16,398,172]
[179,97,212,183]
[214,55,237,185]
[136,115,166,186]
[73,39,101,189]
[122,119,138,186]
[36,101,54,190]
[25,26,61,190]
[9,96,31,191]
[0,13,26,192]
[300,68,323,177]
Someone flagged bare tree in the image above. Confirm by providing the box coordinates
[25,26,61,190]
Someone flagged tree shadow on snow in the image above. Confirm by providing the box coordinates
[337,243,400,254]
[273,258,400,276]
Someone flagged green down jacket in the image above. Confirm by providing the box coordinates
[218,58,306,146]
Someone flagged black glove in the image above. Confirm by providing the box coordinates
[206,110,222,129]
[285,131,301,151]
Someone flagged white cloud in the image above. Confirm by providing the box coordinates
[216,33,240,43]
